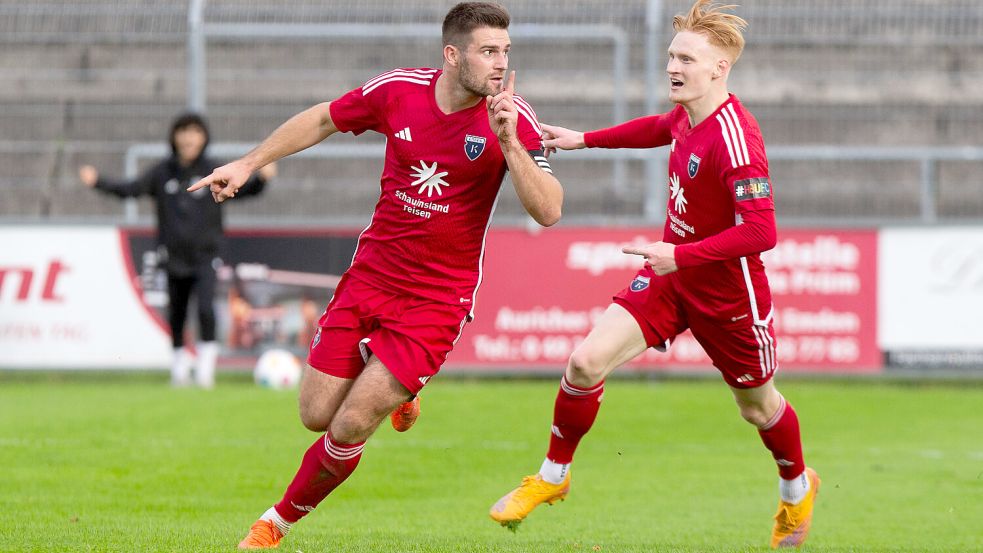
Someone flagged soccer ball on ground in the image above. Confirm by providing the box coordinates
[254,349,302,390]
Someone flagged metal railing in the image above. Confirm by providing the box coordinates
[121,141,983,225]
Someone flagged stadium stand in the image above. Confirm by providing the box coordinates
[1,0,981,222]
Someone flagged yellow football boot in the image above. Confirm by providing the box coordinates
[489,472,571,529]
[238,519,284,550]
[771,467,821,548]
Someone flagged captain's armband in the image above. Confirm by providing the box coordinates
[529,149,552,174]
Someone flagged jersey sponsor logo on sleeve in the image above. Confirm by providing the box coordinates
[464,134,486,161]
[687,153,701,178]
[734,177,772,202]
[630,275,651,292]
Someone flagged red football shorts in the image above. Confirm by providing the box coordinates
[613,266,778,388]
[307,273,471,395]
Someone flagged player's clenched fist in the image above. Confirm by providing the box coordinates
[187,159,252,203]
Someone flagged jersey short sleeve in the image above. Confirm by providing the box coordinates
[714,105,774,214]
[329,82,386,136]
[513,94,545,152]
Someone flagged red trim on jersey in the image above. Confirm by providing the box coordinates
[674,208,777,269]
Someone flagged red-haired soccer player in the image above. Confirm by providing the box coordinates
[489,1,819,548]
[190,2,562,548]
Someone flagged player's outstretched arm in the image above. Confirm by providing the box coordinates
[541,124,586,156]
[188,102,338,203]
[487,72,563,227]
[80,163,155,198]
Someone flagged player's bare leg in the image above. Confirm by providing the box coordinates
[326,355,413,442]
[239,358,411,549]
[297,364,355,432]
[731,381,819,548]
[490,304,647,529]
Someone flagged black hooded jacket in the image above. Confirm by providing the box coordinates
[94,115,267,276]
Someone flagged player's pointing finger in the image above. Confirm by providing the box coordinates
[621,246,650,257]
[187,174,213,192]
[505,70,515,94]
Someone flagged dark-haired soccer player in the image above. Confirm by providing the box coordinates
[488,1,819,548]
[189,2,561,549]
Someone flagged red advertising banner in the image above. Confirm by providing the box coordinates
[448,227,881,374]
[762,229,880,371]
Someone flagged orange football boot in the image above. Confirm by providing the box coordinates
[238,519,284,550]
[771,467,821,548]
[489,472,571,530]
[390,396,421,432]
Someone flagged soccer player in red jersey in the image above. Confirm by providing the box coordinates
[189,3,561,549]
[488,1,819,548]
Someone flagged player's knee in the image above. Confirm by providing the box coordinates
[298,401,330,432]
[736,402,771,427]
[327,407,379,444]
[567,347,606,387]
[299,410,329,432]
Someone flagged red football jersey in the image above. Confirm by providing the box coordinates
[587,95,775,324]
[329,68,547,311]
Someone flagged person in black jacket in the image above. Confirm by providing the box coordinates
[79,112,275,388]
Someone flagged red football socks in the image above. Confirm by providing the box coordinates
[545,376,604,464]
[757,396,806,480]
[274,433,365,523]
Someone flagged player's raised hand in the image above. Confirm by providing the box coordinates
[622,241,678,275]
[541,124,586,154]
[486,70,518,144]
[78,165,98,188]
[187,159,253,203]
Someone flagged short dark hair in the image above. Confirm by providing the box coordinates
[442,2,510,48]
[169,112,210,157]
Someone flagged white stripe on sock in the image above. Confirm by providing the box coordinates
[262,506,292,535]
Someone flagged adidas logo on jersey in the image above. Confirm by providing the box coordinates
[395,127,413,141]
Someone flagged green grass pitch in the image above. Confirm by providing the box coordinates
[1,374,980,552]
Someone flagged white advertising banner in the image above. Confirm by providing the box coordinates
[879,227,983,350]
[0,226,171,368]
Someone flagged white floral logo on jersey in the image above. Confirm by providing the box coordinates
[410,160,450,197]
[669,172,687,213]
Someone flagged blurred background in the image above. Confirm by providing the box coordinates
[1,0,981,377]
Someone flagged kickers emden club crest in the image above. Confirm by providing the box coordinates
[630,275,650,292]
[688,152,701,178]
[465,134,486,161]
